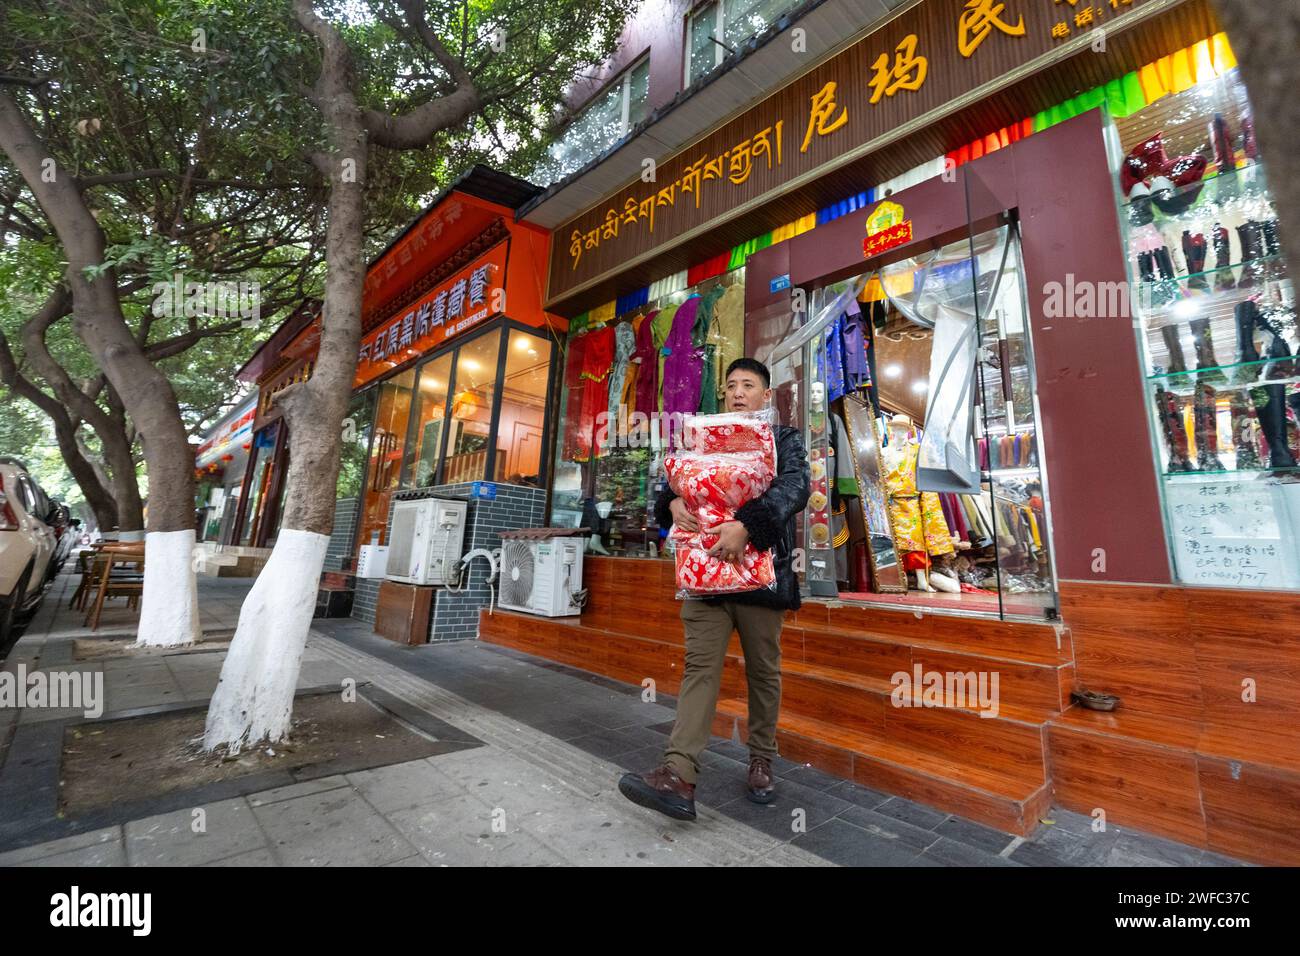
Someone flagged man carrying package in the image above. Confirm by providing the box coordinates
[619,357,810,821]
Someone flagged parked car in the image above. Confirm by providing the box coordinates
[0,458,57,643]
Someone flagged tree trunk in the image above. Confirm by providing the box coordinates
[0,91,199,646]
[205,0,367,750]
[1210,1,1300,284]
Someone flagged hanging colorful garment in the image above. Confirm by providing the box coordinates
[825,312,848,402]
[662,296,704,446]
[694,284,727,415]
[561,324,616,462]
[709,282,745,399]
[632,308,661,417]
[607,321,637,426]
[841,299,873,393]
[651,303,679,412]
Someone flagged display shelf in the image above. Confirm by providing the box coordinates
[1134,253,1284,291]
[1163,465,1300,480]
[1121,160,1267,216]
[1137,281,1290,332]
[1146,355,1293,382]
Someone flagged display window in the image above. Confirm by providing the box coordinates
[548,269,747,553]
[770,219,1058,620]
[1114,62,1300,590]
[356,320,556,548]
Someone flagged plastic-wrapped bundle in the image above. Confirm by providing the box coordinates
[665,410,778,598]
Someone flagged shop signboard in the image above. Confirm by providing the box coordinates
[547,0,1157,304]
[195,399,256,468]
[354,242,508,388]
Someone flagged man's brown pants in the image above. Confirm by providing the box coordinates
[663,599,784,784]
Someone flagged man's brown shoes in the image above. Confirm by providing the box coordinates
[618,764,697,821]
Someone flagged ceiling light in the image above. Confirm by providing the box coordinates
[911,380,928,394]
[884,364,903,378]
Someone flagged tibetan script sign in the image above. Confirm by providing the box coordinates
[547,0,1156,304]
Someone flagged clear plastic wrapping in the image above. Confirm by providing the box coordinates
[665,409,779,598]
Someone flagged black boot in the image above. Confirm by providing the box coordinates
[1194,383,1226,471]
[1183,230,1210,293]
[1231,300,1262,384]
[1210,113,1237,190]
[1252,384,1298,470]
[1236,221,1266,288]
[1230,395,1261,470]
[1212,225,1235,291]
[1156,385,1196,472]
[1255,305,1297,381]
[1260,219,1282,280]
[1153,246,1182,307]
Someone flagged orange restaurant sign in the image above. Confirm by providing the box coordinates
[353,242,507,388]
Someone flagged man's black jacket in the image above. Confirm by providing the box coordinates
[656,424,811,611]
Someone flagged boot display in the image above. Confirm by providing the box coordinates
[1193,384,1226,471]
[1231,299,1262,384]
[1252,384,1298,470]
[1229,395,1261,470]
[1212,224,1235,291]
[1256,304,1297,380]
[1236,221,1266,288]
[1182,230,1210,293]
[1156,385,1195,472]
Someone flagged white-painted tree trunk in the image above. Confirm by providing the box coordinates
[134,529,201,648]
[203,529,329,752]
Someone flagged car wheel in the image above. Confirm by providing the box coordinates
[0,564,32,646]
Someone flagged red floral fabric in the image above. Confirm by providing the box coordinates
[665,412,778,597]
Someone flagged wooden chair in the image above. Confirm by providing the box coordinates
[83,544,145,630]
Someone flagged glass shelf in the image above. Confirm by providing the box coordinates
[1121,160,1268,215]
[1163,465,1300,480]
[1147,364,1300,393]
[1135,253,1284,291]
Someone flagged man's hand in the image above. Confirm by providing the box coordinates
[705,521,749,563]
[669,497,700,532]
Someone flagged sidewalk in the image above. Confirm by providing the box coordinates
[0,569,1249,867]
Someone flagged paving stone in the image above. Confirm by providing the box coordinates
[838,805,944,851]
[874,797,950,831]
[385,794,566,866]
[780,764,846,792]
[793,818,938,867]
[935,815,1017,854]
[203,847,278,866]
[14,838,127,866]
[823,780,892,811]
[922,836,1021,867]
[345,758,460,815]
[0,826,121,866]
[252,788,416,866]
[125,798,266,866]
[246,775,351,807]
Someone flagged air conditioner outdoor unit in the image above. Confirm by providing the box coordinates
[385,497,467,585]
[498,534,584,617]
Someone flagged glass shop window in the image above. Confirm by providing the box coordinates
[770,225,1058,620]
[1112,59,1300,590]
[548,269,748,556]
[357,368,415,547]
[338,389,376,500]
[403,352,454,489]
[497,330,553,487]
[443,333,502,484]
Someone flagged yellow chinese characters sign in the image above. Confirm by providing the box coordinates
[862,201,913,258]
[548,0,1157,304]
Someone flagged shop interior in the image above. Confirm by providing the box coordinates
[355,322,555,549]
[768,220,1056,620]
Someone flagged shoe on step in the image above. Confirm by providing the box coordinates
[747,755,775,804]
[618,764,696,821]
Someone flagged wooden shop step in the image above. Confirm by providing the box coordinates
[713,696,1052,836]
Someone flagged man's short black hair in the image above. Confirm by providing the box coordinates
[725,357,771,389]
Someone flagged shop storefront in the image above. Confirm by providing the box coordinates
[490,0,1300,864]
[231,300,322,550]
[344,167,565,640]
[193,396,256,543]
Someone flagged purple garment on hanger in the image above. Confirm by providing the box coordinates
[662,296,704,444]
[826,314,847,402]
[841,299,872,391]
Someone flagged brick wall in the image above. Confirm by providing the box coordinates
[324,497,358,572]
[348,482,547,641]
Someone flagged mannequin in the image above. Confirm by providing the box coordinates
[881,414,958,593]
